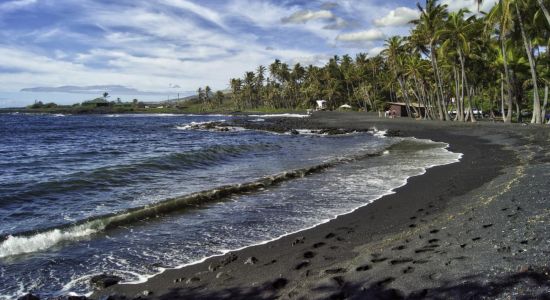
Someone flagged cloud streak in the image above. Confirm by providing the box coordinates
[20,85,171,95]
[336,29,386,42]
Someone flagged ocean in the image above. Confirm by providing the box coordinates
[0,113,460,298]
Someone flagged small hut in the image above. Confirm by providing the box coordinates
[387,102,426,118]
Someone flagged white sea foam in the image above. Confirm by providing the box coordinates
[175,121,213,130]
[175,121,246,132]
[0,222,104,258]
[372,127,387,138]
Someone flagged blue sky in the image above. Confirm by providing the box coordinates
[0,0,496,107]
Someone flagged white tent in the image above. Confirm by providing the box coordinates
[316,100,327,110]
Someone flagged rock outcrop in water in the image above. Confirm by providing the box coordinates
[90,274,122,290]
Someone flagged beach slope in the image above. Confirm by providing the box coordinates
[92,112,550,299]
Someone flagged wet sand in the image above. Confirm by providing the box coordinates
[91,112,550,299]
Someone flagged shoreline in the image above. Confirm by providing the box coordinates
[90,112,550,299]
[83,135,460,297]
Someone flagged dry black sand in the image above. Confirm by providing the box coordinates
[91,112,550,300]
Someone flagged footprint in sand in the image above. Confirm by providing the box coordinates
[263,259,277,266]
[295,261,310,270]
[413,260,429,264]
[371,257,388,263]
[356,264,371,272]
[374,277,395,287]
[390,258,413,265]
[332,276,346,287]
[271,278,288,290]
[325,233,336,239]
[402,266,414,274]
[303,251,316,259]
[312,242,326,248]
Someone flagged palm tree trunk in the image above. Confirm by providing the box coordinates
[515,2,542,124]
[537,0,550,27]
[458,49,470,122]
[500,39,514,123]
[429,45,446,121]
[397,77,413,118]
[453,65,462,121]
[542,84,548,123]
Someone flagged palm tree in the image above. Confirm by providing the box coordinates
[215,91,224,106]
[437,9,479,122]
[412,0,450,120]
[382,36,415,117]
[514,0,542,123]
[537,0,550,26]
[486,0,516,122]
[204,86,212,108]
[229,78,243,109]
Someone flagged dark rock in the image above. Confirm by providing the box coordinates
[18,294,40,300]
[244,256,259,265]
[141,290,153,296]
[290,129,299,135]
[385,129,401,137]
[319,128,347,135]
[67,297,88,300]
[90,274,123,290]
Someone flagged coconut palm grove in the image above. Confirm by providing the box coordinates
[197,0,549,124]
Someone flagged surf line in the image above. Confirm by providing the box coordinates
[0,147,388,258]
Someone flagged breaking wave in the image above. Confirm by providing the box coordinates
[0,147,387,258]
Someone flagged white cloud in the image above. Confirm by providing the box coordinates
[0,0,36,12]
[441,0,497,14]
[226,0,298,27]
[374,7,419,27]
[367,46,385,57]
[159,0,227,29]
[336,29,386,42]
[281,10,334,24]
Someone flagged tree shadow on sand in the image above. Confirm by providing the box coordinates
[152,267,550,300]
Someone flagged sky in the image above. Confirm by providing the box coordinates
[0,0,497,107]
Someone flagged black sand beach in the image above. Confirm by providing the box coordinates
[91,112,550,300]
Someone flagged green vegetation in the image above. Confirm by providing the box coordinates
[10,92,304,115]
[18,96,184,114]
[213,0,548,123]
